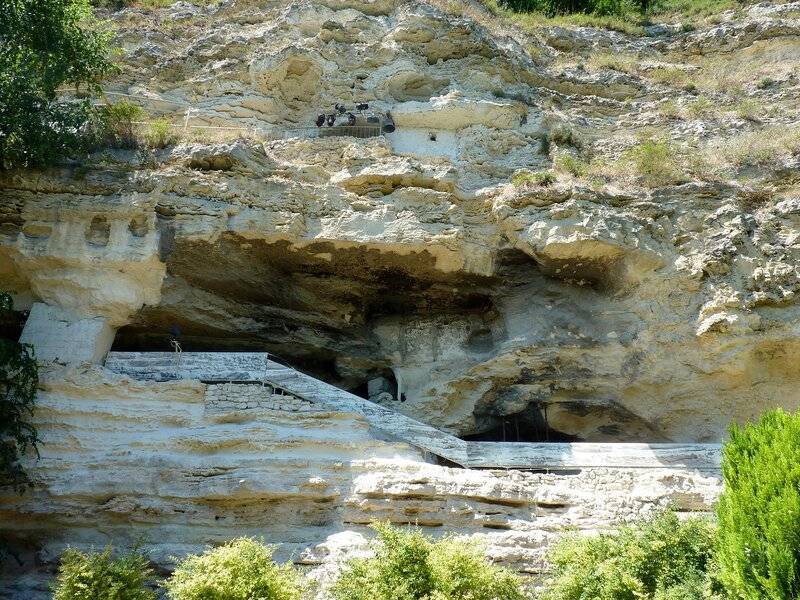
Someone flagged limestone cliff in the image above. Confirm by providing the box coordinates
[1,0,799,596]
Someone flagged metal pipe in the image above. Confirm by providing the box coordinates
[382,113,395,133]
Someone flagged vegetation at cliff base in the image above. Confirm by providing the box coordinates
[539,511,718,600]
[716,409,800,600]
[163,537,302,600]
[331,522,526,600]
[0,0,115,169]
[53,546,156,600]
[0,292,39,494]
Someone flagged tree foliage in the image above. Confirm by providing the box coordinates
[716,409,800,600]
[331,522,526,600]
[53,546,156,600]
[499,0,647,16]
[163,537,302,600]
[0,293,39,493]
[0,0,115,169]
[540,511,718,600]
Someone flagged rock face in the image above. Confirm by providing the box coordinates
[1,0,798,595]
[0,364,720,598]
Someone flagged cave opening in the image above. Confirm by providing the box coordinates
[111,234,517,391]
[106,237,619,443]
[463,404,580,443]
[0,307,26,341]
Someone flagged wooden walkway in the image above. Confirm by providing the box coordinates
[105,352,721,472]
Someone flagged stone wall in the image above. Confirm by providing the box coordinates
[205,382,319,413]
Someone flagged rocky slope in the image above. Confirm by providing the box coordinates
[1,0,799,595]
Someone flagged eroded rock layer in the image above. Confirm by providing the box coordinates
[0,366,721,598]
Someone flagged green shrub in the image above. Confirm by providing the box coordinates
[512,170,556,187]
[716,409,800,600]
[0,0,115,169]
[144,118,179,149]
[500,0,643,18]
[622,139,683,186]
[708,126,800,169]
[53,546,155,600]
[647,67,694,88]
[757,77,776,90]
[659,99,681,119]
[331,522,526,600]
[732,99,761,122]
[163,537,302,600]
[587,52,637,74]
[685,95,717,119]
[0,292,39,493]
[540,511,717,600]
[98,101,145,148]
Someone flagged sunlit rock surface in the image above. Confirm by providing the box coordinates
[2,0,800,596]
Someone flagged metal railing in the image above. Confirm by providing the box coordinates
[279,125,384,140]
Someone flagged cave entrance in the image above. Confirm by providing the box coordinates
[463,404,580,443]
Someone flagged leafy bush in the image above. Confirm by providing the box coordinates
[0,292,39,493]
[500,0,644,17]
[512,170,556,187]
[163,537,302,600]
[622,139,683,186]
[0,0,115,169]
[716,409,800,600]
[540,511,717,600]
[659,99,681,119]
[98,102,145,148]
[144,118,179,149]
[733,99,761,122]
[331,522,526,600]
[647,67,695,89]
[53,546,156,600]
[587,52,637,74]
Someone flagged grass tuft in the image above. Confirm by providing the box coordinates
[512,169,557,187]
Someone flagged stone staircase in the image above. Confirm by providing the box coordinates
[104,352,722,472]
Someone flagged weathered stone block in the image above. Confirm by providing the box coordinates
[19,303,115,364]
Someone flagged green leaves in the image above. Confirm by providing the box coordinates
[163,537,303,600]
[331,522,527,600]
[716,409,800,600]
[0,292,39,494]
[498,0,645,18]
[0,0,115,169]
[540,511,718,600]
[53,546,156,600]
